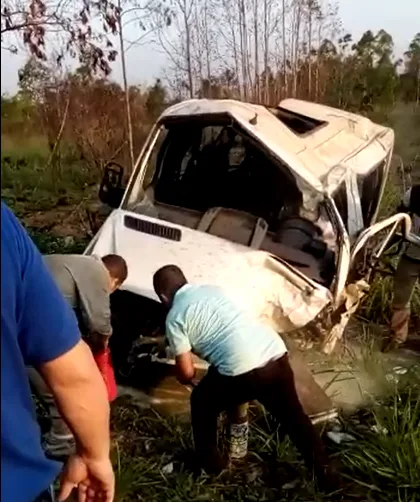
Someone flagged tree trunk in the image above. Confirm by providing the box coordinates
[282,0,288,97]
[239,0,249,100]
[307,4,312,100]
[263,0,269,103]
[183,0,194,98]
[117,0,135,172]
[293,0,302,98]
[254,0,260,101]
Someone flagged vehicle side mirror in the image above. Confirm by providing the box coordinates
[99,163,125,208]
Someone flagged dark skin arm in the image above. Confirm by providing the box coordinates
[175,352,196,385]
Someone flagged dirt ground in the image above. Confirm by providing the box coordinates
[116,322,420,421]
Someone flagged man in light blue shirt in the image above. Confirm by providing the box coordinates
[153,265,333,489]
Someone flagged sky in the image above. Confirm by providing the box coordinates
[1,0,419,95]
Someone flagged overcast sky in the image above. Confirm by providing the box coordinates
[1,0,419,95]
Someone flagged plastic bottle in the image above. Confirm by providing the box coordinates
[93,348,118,402]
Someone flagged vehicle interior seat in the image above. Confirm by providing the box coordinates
[198,207,326,285]
[273,216,336,286]
[197,207,268,249]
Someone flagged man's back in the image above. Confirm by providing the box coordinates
[44,254,108,307]
[44,254,112,336]
[166,284,287,376]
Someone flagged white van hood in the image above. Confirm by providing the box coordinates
[86,209,331,332]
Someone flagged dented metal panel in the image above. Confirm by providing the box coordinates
[86,209,332,333]
[88,97,400,359]
[159,98,394,202]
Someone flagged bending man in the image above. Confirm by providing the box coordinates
[29,252,128,459]
[153,264,335,490]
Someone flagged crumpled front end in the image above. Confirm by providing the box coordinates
[86,209,332,333]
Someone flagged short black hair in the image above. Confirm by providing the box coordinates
[153,265,187,299]
[101,254,128,284]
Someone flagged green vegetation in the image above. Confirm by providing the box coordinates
[343,388,420,502]
[109,367,420,501]
[2,4,420,501]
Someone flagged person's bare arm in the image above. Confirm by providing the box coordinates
[39,339,110,461]
[175,352,196,384]
[165,315,197,385]
[40,339,114,501]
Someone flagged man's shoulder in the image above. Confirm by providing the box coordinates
[1,202,24,254]
[182,283,224,298]
[167,284,212,322]
[173,284,226,308]
[1,203,36,278]
[44,254,104,271]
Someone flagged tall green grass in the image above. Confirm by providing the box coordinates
[341,368,420,502]
[1,134,96,216]
[110,381,420,502]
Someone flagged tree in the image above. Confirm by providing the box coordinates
[1,0,119,74]
[403,33,420,106]
[114,0,171,169]
[18,56,56,101]
[145,78,167,118]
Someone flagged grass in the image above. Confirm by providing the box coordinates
[109,373,420,502]
[1,139,96,216]
[341,369,420,502]
[343,394,420,501]
[3,104,420,501]
[110,399,326,502]
[1,135,97,252]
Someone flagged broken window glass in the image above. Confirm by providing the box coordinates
[266,107,326,135]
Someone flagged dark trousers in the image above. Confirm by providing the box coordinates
[391,255,420,343]
[28,367,73,437]
[191,354,329,478]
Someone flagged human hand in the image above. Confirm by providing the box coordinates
[90,333,110,354]
[58,453,115,502]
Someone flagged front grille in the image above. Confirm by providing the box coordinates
[124,215,182,242]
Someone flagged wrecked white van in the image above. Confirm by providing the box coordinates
[86,98,418,366]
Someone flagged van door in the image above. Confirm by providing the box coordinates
[350,213,416,274]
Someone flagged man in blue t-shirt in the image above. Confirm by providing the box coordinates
[1,202,114,502]
[153,265,336,490]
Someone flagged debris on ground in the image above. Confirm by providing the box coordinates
[161,462,174,475]
[281,479,300,490]
[371,424,388,435]
[326,431,356,444]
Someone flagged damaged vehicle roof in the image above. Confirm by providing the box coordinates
[159,98,395,197]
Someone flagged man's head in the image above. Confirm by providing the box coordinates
[153,265,187,306]
[101,254,128,293]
